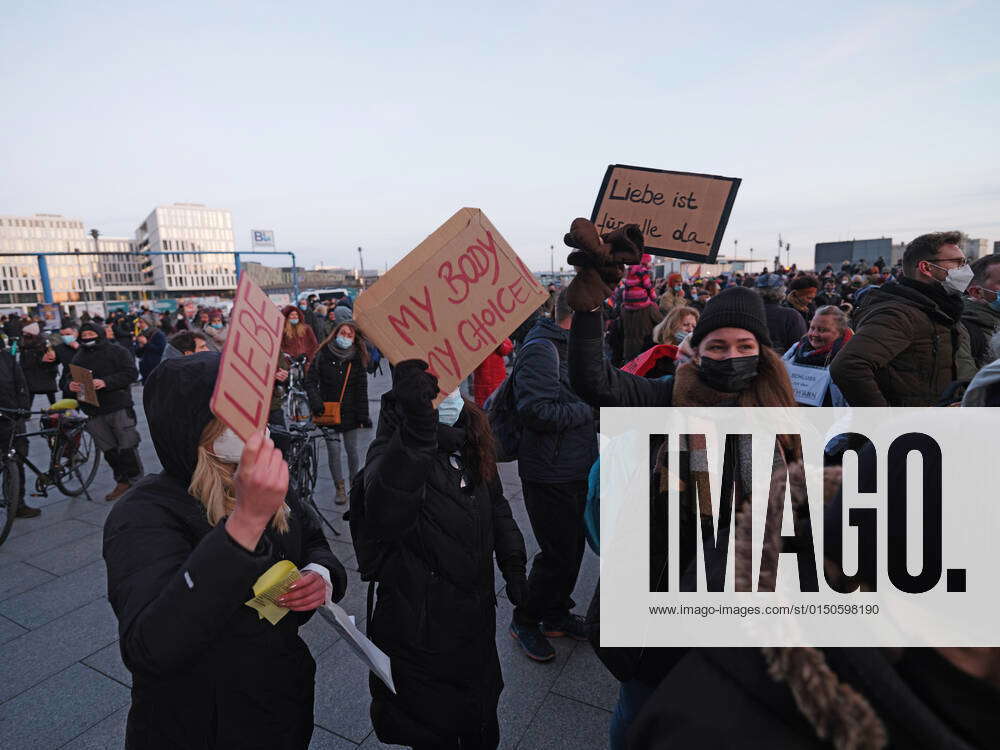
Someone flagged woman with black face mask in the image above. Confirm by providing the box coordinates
[563,230,798,750]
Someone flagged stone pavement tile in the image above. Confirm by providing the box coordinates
[60,705,129,750]
[571,549,599,615]
[0,613,27,645]
[300,611,342,659]
[494,597,577,749]
[83,640,132,688]
[0,560,56,602]
[74,501,115,529]
[25,530,103,576]
[0,558,108,629]
[309,725,362,749]
[5,498,80,539]
[313,637,378,744]
[0,663,130,750]
[550,640,618,712]
[515,692,611,750]
[0,518,99,562]
[0,598,119,703]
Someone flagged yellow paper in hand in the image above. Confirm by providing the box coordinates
[245,560,300,625]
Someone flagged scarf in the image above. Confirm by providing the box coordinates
[793,329,854,367]
[327,342,355,361]
[898,277,964,323]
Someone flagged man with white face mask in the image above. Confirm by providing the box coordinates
[831,231,978,406]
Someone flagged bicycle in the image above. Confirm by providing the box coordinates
[269,421,340,537]
[283,354,312,424]
[0,401,101,545]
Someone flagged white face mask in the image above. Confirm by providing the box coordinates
[437,388,464,426]
[929,262,973,294]
[211,427,268,464]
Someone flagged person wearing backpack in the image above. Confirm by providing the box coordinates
[508,288,597,663]
[361,360,527,750]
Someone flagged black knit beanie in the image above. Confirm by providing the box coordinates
[690,286,772,348]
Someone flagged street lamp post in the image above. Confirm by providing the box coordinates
[90,229,108,318]
[357,246,365,288]
[73,248,89,312]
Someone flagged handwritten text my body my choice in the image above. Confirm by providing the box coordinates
[595,177,707,248]
[385,230,538,380]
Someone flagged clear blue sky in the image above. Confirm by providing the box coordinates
[3,0,998,271]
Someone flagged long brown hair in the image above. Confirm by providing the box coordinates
[283,313,310,340]
[738,345,797,408]
[315,320,370,368]
[460,398,497,484]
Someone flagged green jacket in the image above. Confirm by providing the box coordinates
[830,280,976,407]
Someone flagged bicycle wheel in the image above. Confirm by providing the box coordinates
[0,459,21,546]
[53,429,101,497]
[296,447,315,503]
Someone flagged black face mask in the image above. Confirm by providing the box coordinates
[80,338,98,348]
[697,354,759,393]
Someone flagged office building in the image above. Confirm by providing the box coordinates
[960,237,990,262]
[814,238,892,271]
[135,203,237,292]
[0,204,240,308]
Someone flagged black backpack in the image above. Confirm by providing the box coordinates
[485,339,553,462]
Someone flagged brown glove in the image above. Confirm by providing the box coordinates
[564,218,644,312]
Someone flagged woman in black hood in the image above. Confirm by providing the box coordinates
[103,352,347,749]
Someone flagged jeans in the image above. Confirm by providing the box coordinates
[323,428,360,484]
[513,478,588,626]
[609,680,658,750]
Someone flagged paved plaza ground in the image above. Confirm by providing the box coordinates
[0,368,615,749]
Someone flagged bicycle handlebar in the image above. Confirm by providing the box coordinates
[0,407,33,420]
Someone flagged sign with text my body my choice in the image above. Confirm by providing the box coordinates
[591,164,740,263]
[355,208,547,399]
[210,274,284,442]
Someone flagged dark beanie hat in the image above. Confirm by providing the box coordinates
[690,286,772,348]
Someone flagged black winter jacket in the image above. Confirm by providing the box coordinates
[19,336,59,395]
[0,350,30,444]
[304,345,369,432]
[71,334,138,417]
[764,300,807,354]
[513,317,597,483]
[363,394,526,747]
[104,353,346,750]
[54,342,79,395]
[134,328,167,382]
[568,311,675,408]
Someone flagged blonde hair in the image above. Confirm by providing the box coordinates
[188,418,290,533]
[653,306,700,344]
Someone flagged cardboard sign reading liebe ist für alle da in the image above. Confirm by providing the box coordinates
[356,208,547,400]
[591,164,741,263]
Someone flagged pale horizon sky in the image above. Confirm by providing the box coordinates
[3,0,998,272]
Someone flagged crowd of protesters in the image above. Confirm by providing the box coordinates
[4,228,999,748]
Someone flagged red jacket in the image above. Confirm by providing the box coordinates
[472,339,513,406]
[280,305,319,367]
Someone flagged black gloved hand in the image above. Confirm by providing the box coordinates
[505,576,529,607]
[392,359,440,417]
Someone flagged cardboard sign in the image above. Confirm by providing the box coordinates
[783,361,832,407]
[590,165,740,262]
[210,274,285,442]
[69,364,99,407]
[355,208,547,399]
